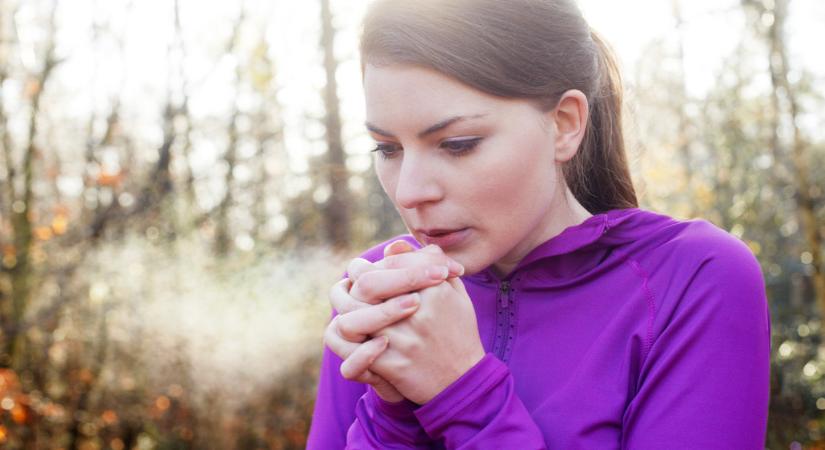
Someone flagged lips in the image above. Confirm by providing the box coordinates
[417,227,470,248]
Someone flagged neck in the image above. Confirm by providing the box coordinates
[491,184,592,277]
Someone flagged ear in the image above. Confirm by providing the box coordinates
[548,90,589,162]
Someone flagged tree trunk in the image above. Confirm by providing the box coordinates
[214,10,245,256]
[320,0,351,249]
[671,0,695,218]
[5,1,59,370]
[745,0,825,319]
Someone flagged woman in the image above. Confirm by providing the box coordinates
[308,0,770,448]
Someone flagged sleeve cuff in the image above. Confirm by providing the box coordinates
[414,353,509,436]
[367,388,420,421]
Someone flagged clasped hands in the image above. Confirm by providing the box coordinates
[324,240,486,405]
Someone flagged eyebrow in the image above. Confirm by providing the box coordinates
[365,114,488,139]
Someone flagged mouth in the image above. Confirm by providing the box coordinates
[416,227,471,249]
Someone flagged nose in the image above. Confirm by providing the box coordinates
[394,151,444,210]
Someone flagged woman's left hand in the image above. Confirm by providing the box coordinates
[368,276,486,405]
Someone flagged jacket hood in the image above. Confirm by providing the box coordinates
[468,208,682,285]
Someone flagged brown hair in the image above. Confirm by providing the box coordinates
[360,0,638,213]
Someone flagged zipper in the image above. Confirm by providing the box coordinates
[494,280,514,361]
[499,280,511,308]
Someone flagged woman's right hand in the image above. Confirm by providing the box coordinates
[323,241,463,402]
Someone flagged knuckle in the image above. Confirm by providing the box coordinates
[382,255,401,270]
[384,356,407,374]
[335,317,357,341]
[352,277,377,301]
[329,283,348,310]
[403,269,419,291]
[380,303,396,323]
[356,370,376,385]
[347,258,371,280]
[405,338,422,355]
[340,362,356,380]
[323,324,335,345]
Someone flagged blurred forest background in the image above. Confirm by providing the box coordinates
[0,0,822,448]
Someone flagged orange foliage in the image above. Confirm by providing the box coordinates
[155,395,171,411]
[52,204,70,216]
[2,245,15,258]
[0,369,20,396]
[34,226,54,241]
[101,409,118,425]
[77,368,94,384]
[11,403,27,424]
[24,79,41,98]
[0,369,35,426]
[41,403,65,420]
[97,170,125,187]
[52,214,69,235]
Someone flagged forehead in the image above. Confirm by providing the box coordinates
[363,64,500,121]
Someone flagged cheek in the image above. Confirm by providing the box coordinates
[374,162,398,200]
[470,137,557,211]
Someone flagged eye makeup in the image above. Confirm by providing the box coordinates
[440,137,483,157]
[370,137,484,160]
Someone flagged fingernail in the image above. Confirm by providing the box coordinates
[448,260,465,276]
[399,293,420,310]
[386,240,409,255]
[426,265,449,280]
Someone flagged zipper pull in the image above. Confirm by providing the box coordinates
[500,280,510,308]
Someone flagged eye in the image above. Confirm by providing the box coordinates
[371,142,403,160]
[440,137,482,157]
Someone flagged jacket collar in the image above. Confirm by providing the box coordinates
[468,208,675,284]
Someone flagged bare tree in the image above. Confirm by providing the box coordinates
[670,0,696,217]
[2,0,59,370]
[742,0,825,318]
[214,7,245,256]
[319,0,351,249]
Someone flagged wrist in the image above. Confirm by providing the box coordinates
[420,347,486,404]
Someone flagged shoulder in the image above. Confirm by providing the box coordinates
[355,234,422,263]
[659,217,761,279]
[619,210,762,280]
[630,213,768,332]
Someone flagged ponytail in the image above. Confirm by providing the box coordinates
[564,31,638,213]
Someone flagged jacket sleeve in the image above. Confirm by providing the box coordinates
[413,353,547,450]
[306,339,368,449]
[620,240,771,449]
[346,388,434,449]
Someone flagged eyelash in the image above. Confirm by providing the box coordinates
[371,138,483,160]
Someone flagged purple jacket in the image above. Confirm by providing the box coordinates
[307,208,771,449]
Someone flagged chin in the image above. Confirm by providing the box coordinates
[444,249,489,276]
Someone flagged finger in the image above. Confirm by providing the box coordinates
[340,336,389,380]
[378,248,464,277]
[324,316,361,359]
[384,240,415,257]
[420,244,444,254]
[420,245,463,276]
[346,258,378,282]
[447,276,468,295]
[330,278,376,314]
[336,293,420,342]
[350,265,449,303]
[352,370,404,404]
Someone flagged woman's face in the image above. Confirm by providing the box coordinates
[364,64,576,276]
